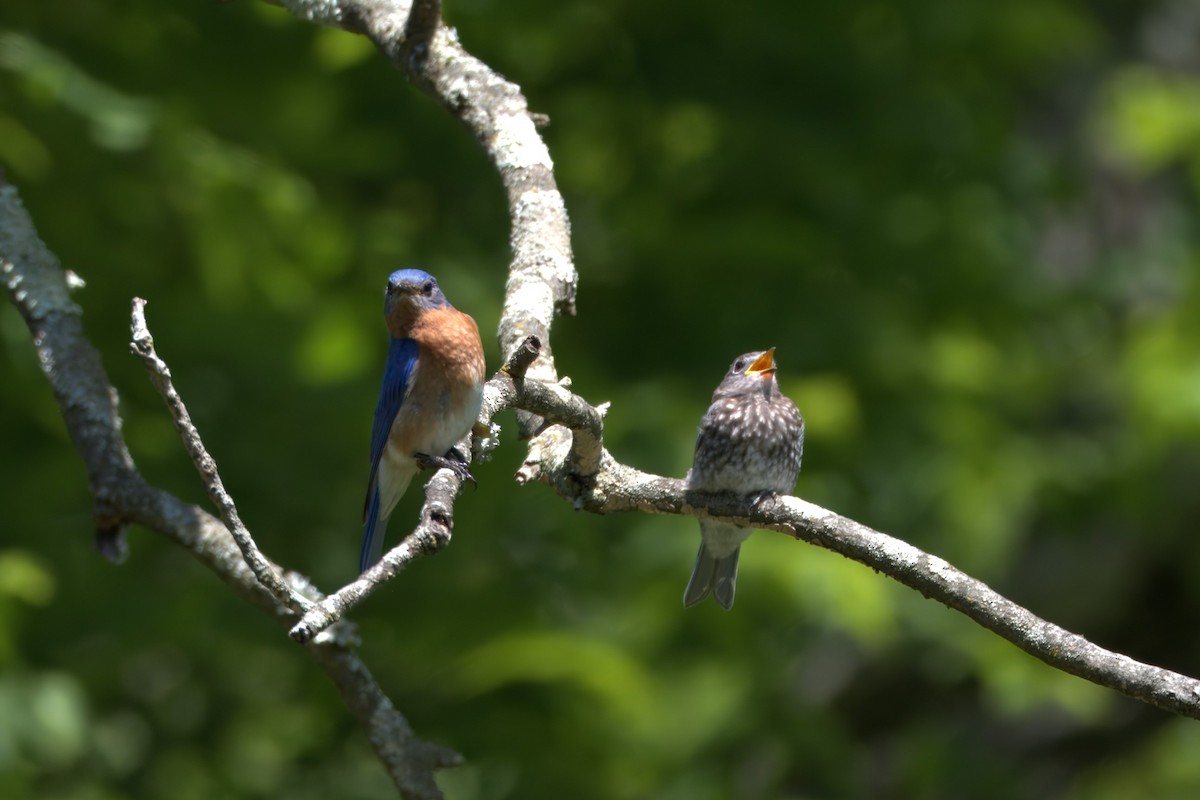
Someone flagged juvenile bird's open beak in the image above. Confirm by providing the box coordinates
[745,347,777,378]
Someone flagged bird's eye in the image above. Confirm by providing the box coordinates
[421,280,435,296]
[732,357,748,373]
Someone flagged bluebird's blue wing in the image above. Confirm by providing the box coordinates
[361,337,418,572]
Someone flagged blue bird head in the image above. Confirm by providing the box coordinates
[383,270,454,337]
[385,269,451,314]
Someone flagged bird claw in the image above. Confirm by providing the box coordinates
[749,490,778,511]
[416,450,478,488]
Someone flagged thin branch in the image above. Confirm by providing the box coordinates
[510,398,1200,720]
[130,298,311,615]
[0,175,460,799]
[290,467,464,643]
[292,336,543,642]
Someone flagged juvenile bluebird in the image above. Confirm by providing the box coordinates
[360,269,486,573]
[683,348,805,610]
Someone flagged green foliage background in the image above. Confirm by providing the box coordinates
[3,1,1200,798]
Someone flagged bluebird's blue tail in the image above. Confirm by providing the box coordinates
[360,485,386,573]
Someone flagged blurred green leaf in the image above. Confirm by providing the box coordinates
[1094,66,1200,173]
[0,551,54,606]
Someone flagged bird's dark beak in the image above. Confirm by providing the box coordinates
[745,348,777,378]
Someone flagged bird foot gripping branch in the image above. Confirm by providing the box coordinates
[414,450,477,487]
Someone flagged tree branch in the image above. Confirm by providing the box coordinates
[296,320,1200,718]
[508,390,1200,720]
[7,1,1200,798]
[7,2,588,790]
[0,177,460,798]
[270,0,577,436]
[291,334,549,642]
[130,298,312,615]
[290,466,466,643]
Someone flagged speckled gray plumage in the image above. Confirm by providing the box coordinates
[684,350,805,610]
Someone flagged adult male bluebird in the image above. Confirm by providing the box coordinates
[360,268,486,573]
[683,348,805,610]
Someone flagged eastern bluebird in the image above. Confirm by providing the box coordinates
[360,269,486,573]
[683,348,805,610]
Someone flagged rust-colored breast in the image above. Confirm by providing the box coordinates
[410,306,486,387]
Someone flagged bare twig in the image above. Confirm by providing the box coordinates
[0,176,460,799]
[292,335,545,642]
[130,298,311,615]
[290,467,465,643]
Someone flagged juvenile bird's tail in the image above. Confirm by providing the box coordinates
[683,532,744,610]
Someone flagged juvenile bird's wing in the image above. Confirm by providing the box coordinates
[687,399,735,487]
[361,338,418,570]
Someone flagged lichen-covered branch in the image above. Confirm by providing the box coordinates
[271,0,578,435]
[511,398,1200,721]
